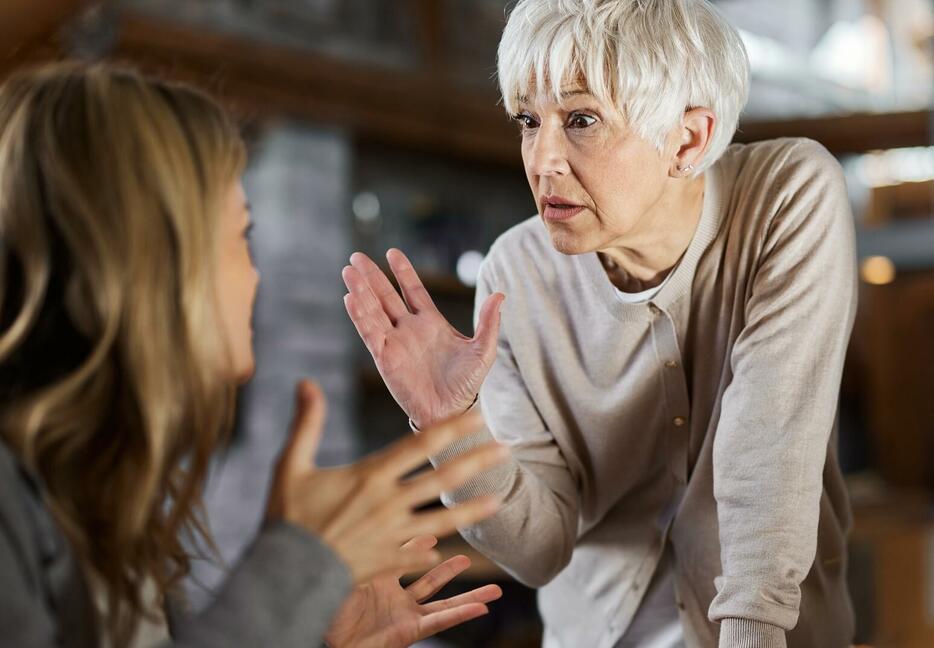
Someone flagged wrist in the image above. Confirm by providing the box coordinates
[411,395,479,432]
[719,618,786,648]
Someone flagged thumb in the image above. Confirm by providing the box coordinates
[282,379,327,474]
[473,292,505,366]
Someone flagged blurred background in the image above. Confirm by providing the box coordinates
[1,1,932,646]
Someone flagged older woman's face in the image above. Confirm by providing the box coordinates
[516,87,674,255]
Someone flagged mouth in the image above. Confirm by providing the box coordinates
[541,195,585,222]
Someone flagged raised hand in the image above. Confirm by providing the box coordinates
[265,380,507,584]
[324,535,502,648]
[342,249,505,429]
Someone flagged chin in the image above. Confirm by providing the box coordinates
[235,362,256,384]
[547,228,596,257]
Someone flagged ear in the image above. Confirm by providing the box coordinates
[669,107,715,177]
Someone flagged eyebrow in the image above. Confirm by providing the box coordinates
[517,89,592,104]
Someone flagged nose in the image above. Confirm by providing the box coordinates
[523,122,570,178]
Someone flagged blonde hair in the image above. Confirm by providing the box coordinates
[497,0,750,173]
[0,62,246,644]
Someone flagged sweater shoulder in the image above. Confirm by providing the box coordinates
[719,137,845,195]
[714,138,849,239]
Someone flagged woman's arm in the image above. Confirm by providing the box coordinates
[709,141,858,647]
[343,251,580,587]
[171,384,508,647]
[168,521,350,648]
[0,382,507,648]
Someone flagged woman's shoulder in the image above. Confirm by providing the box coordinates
[0,440,98,646]
[718,137,845,191]
[712,137,852,246]
[0,439,32,512]
[0,440,46,560]
[0,440,48,600]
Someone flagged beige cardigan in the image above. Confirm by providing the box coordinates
[434,138,857,648]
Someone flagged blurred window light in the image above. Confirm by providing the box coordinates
[352,191,381,224]
[853,147,934,188]
[809,16,892,93]
[860,256,897,285]
[456,250,485,287]
[737,29,797,77]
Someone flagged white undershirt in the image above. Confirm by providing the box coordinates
[615,549,685,648]
[611,268,675,304]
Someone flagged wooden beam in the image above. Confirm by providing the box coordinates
[0,0,92,70]
[736,110,932,155]
[16,10,924,167]
[112,11,521,166]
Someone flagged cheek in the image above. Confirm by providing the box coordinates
[581,150,656,218]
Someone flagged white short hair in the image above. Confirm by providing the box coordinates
[497,0,750,173]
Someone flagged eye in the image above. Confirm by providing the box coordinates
[567,112,597,129]
[512,112,539,131]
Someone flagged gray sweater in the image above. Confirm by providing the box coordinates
[434,139,857,648]
[0,440,351,648]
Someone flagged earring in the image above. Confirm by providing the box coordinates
[678,163,695,174]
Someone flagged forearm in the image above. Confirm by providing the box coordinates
[710,147,856,643]
[167,521,351,648]
[429,424,577,588]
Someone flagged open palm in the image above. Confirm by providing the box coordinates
[342,249,504,429]
[324,535,502,648]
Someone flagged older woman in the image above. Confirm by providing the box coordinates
[342,1,856,647]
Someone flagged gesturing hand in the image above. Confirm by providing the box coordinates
[324,535,502,648]
[342,249,505,430]
[265,380,507,584]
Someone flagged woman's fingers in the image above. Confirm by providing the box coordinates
[349,252,409,324]
[474,292,505,366]
[422,584,503,612]
[408,496,501,539]
[392,536,441,578]
[388,547,442,579]
[406,555,471,602]
[416,603,490,639]
[386,248,438,315]
[402,442,508,508]
[375,411,486,479]
[400,535,439,553]
[343,292,388,355]
[282,380,327,474]
[342,265,394,329]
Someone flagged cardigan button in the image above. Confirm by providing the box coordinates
[673,416,687,427]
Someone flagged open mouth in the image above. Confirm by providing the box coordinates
[542,197,585,221]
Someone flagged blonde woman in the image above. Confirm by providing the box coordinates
[0,63,507,648]
[344,0,858,647]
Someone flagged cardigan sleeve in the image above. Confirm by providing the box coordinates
[426,258,580,588]
[708,140,858,647]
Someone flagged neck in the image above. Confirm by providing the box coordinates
[599,173,705,292]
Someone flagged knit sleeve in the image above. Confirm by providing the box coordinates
[425,255,580,588]
[708,140,857,646]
